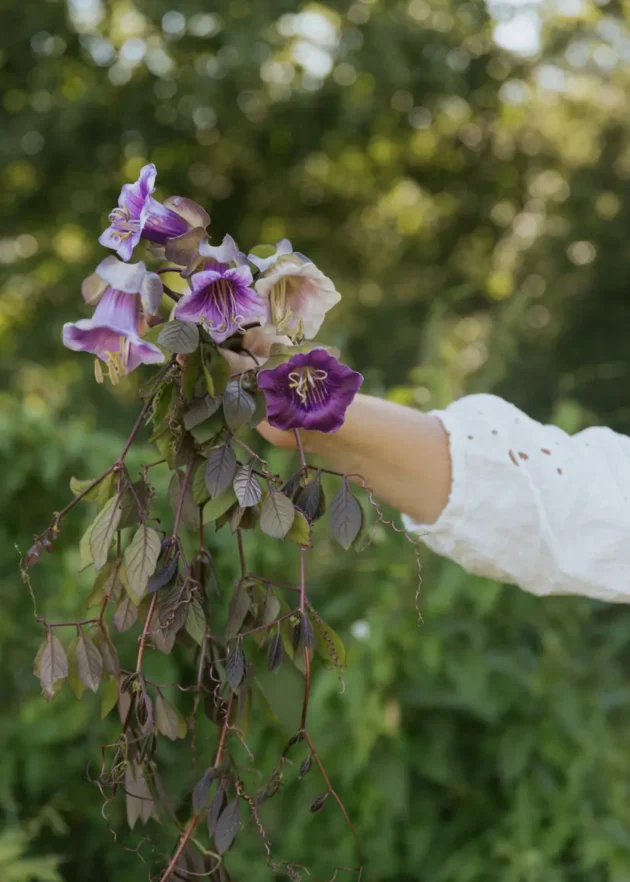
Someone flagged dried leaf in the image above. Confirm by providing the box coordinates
[233,464,262,508]
[38,635,68,700]
[299,755,313,778]
[157,320,199,354]
[329,480,363,549]
[114,593,138,632]
[155,693,183,740]
[75,635,103,693]
[310,792,328,813]
[267,630,284,673]
[205,443,237,497]
[226,643,245,689]
[185,597,206,646]
[260,491,295,540]
[300,612,314,650]
[89,495,123,572]
[222,381,255,431]
[147,557,179,594]
[122,526,161,604]
[125,761,154,828]
[214,798,240,855]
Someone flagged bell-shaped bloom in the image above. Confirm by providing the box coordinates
[257,348,363,433]
[81,255,164,316]
[219,326,292,373]
[172,263,266,343]
[255,258,341,340]
[248,238,294,273]
[99,164,209,262]
[63,275,165,384]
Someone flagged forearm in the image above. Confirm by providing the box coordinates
[295,394,452,525]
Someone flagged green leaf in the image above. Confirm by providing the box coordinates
[155,693,184,740]
[189,409,225,444]
[260,491,295,539]
[192,458,210,505]
[233,464,262,507]
[208,347,231,396]
[122,526,161,604]
[225,581,251,640]
[329,480,363,549]
[38,635,68,700]
[101,675,119,719]
[205,443,237,497]
[222,381,256,431]
[67,638,86,700]
[89,495,123,572]
[79,521,94,571]
[185,597,206,646]
[183,394,222,431]
[157,319,199,353]
[114,593,138,632]
[311,611,347,668]
[202,486,237,523]
[70,472,115,507]
[75,635,103,693]
[287,509,312,547]
[168,470,199,529]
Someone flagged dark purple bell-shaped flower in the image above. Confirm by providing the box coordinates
[257,348,363,433]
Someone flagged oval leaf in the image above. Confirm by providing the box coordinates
[329,481,363,550]
[147,557,179,594]
[223,381,255,431]
[114,594,138,632]
[205,444,237,497]
[90,495,123,572]
[233,464,262,508]
[267,630,284,673]
[155,693,182,740]
[300,612,315,650]
[185,597,206,646]
[287,509,311,547]
[226,642,245,689]
[260,492,295,540]
[193,767,218,814]
[38,635,68,698]
[123,526,162,604]
[158,320,199,354]
[202,486,237,523]
[214,798,240,855]
[75,635,103,693]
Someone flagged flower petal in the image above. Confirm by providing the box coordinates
[248,238,293,273]
[95,256,148,294]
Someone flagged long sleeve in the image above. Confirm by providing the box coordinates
[402,394,630,603]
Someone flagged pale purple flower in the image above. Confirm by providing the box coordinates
[257,348,363,433]
[254,259,341,340]
[81,255,164,315]
[63,260,165,383]
[99,164,209,262]
[248,238,294,273]
[173,263,266,343]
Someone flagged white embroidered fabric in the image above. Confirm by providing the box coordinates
[402,394,630,602]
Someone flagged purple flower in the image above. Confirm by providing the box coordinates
[172,264,266,343]
[257,348,363,433]
[248,238,293,273]
[99,164,209,262]
[63,268,165,384]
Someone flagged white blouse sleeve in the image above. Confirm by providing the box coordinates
[402,394,630,603]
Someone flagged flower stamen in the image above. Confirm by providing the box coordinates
[288,367,328,405]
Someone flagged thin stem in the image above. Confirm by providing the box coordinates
[52,467,113,524]
[294,429,308,473]
[171,460,194,539]
[239,610,297,640]
[303,730,363,873]
[236,530,247,579]
[245,573,300,593]
[117,396,154,463]
[135,594,157,674]
[299,547,311,730]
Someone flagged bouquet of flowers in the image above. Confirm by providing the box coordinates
[23,164,416,881]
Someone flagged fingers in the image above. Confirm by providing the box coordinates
[256,420,297,450]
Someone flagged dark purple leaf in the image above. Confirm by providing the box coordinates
[295,472,326,522]
[192,767,218,814]
[266,630,284,673]
[329,480,363,549]
[208,788,226,835]
[233,464,262,507]
[147,556,179,594]
[299,756,313,778]
[226,643,245,689]
[310,792,328,813]
[223,381,255,431]
[299,613,314,650]
[205,444,237,497]
[214,798,240,855]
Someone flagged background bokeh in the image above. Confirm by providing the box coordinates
[2,0,630,879]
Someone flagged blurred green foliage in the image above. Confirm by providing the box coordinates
[3,0,630,879]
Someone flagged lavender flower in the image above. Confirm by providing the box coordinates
[172,263,266,343]
[257,348,363,433]
[63,258,165,383]
[99,164,209,262]
[254,257,341,341]
[248,238,293,273]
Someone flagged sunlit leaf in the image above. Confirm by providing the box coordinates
[89,495,123,572]
[122,526,161,604]
[75,634,103,693]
